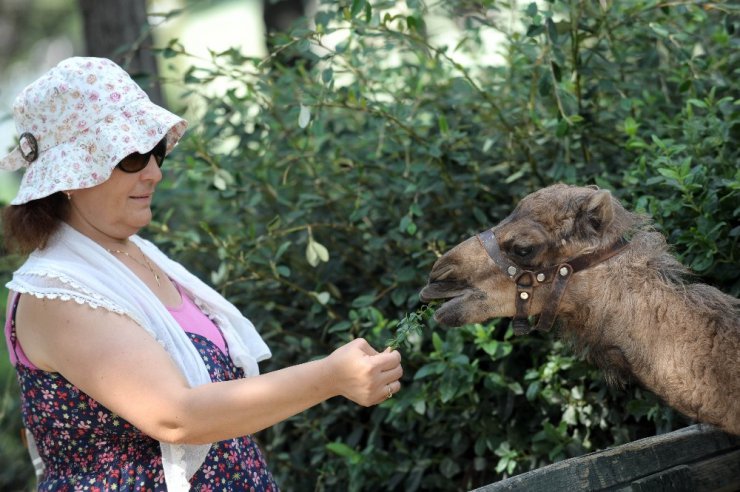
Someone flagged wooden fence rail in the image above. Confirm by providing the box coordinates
[472,424,740,492]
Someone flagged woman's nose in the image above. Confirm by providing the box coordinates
[141,156,163,182]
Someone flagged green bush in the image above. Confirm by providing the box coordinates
[146,1,736,490]
[1,0,736,490]
[623,91,739,294]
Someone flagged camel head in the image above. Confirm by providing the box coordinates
[420,184,635,331]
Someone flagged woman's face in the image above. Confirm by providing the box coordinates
[65,155,163,245]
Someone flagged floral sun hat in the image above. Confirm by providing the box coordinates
[0,57,188,205]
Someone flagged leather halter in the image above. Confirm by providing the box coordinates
[476,229,629,335]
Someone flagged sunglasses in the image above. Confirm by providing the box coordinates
[116,137,167,173]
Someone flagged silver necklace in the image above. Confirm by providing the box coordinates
[107,246,161,286]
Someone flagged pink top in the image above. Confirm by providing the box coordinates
[167,284,228,355]
[5,284,227,370]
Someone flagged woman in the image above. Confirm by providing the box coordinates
[1,57,403,491]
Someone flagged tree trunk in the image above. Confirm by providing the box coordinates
[263,0,307,35]
[77,0,163,105]
[262,0,314,68]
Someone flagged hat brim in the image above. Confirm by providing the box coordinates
[8,97,187,205]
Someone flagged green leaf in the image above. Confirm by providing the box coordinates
[527,24,545,37]
[352,294,376,308]
[526,381,540,401]
[297,39,311,52]
[507,382,523,395]
[414,362,444,380]
[212,169,234,191]
[649,22,669,37]
[440,457,461,478]
[479,340,513,359]
[657,167,681,181]
[432,332,443,353]
[691,254,713,272]
[624,117,639,137]
[551,61,562,82]
[350,0,365,17]
[313,241,329,262]
[400,215,417,234]
[546,18,558,42]
[406,16,418,31]
[306,238,329,267]
[538,72,552,96]
[438,114,449,134]
[562,405,577,425]
[505,169,526,184]
[326,442,362,464]
[298,104,311,129]
[312,291,331,305]
[687,98,708,109]
[440,377,458,402]
[321,68,334,84]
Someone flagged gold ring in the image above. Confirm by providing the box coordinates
[386,385,393,400]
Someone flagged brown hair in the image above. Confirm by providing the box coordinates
[3,192,71,255]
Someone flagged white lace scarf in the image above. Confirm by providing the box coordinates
[6,223,272,491]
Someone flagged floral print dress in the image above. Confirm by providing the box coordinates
[5,292,279,491]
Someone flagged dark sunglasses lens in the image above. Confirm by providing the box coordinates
[116,138,167,173]
[117,154,149,173]
[152,138,167,166]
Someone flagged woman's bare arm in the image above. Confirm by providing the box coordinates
[14,294,403,444]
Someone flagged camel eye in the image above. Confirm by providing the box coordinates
[512,245,534,258]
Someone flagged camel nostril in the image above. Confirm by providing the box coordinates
[431,265,455,282]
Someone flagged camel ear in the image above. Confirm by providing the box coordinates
[582,189,614,232]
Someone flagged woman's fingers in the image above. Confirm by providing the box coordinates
[371,350,403,405]
[351,337,380,356]
[374,347,402,370]
[382,362,404,382]
[375,380,402,405]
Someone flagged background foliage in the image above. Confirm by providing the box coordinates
[2,0,738,491]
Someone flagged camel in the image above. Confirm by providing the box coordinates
[419,184,740,435]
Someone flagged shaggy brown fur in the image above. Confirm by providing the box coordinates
[420,184,740,435]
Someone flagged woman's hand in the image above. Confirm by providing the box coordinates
[324,338,403,406]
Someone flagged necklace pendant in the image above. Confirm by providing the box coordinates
[108,247,162,288]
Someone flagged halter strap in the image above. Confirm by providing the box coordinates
[477,230,629,334]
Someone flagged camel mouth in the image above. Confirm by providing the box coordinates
[419,283,485,327]
[433,295,465,316]
[430,290,485,327]
[418,282,469,304]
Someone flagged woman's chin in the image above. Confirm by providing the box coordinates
[127,210,153,230]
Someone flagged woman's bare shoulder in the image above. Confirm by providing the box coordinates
[13,291,140,372]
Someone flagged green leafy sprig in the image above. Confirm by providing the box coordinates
[386,304,436,350]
